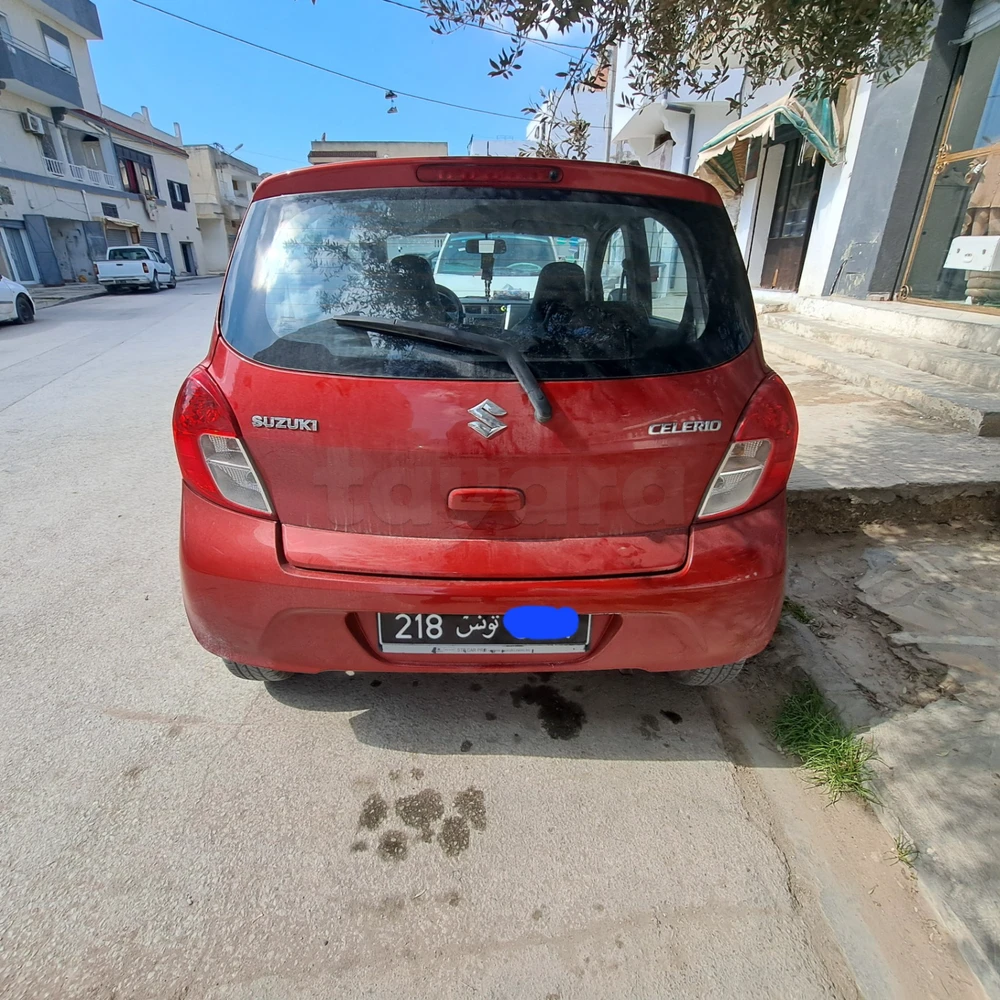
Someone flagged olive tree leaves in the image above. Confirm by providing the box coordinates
[420,0,936,103]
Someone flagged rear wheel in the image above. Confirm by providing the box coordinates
[150,274,161,293]
[672,661,745,686]
[168,271,177,288]
[14,295,34,324]
[224,659,294,682]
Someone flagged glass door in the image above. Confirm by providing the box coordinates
[901,25,1000,308]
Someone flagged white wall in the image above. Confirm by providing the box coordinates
[468,138,523,156]
[797,79,873,296]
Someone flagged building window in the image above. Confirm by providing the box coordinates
[40,24,75,74]
[114,144,158,198]
[251,182,258,192]
[0,185,12,206]
[167,180,190,210]
[232,179,241,194]
[101,202,119,218]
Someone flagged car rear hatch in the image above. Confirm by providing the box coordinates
[208,159,766,580]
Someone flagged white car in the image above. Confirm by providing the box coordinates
[0,273,35,325]
[433,232,560,300]
[94,246,176,292]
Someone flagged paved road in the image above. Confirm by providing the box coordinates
[0,283,985,999]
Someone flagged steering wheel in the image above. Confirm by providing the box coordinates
[505,262,543,276]
[436,283,464,324]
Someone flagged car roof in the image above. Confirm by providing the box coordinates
[252,156,722,208]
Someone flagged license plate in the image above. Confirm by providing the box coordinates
[377,613,591,654]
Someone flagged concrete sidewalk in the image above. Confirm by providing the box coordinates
[774,359,1000,530]
[785,527,1000,997]
[32,273,220,311]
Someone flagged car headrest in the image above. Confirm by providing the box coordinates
[387,253,446,323]
[390,254,436,288]
[532,261,587,313]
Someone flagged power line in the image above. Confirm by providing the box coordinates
[126,0,530,123]
[377,0,589,52]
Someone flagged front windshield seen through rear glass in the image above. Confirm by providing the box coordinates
[221,186,755,380]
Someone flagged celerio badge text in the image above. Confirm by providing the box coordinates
[648,419,723,436]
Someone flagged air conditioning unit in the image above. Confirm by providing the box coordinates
[20,112,45,135]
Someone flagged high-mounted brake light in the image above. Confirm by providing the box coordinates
[172,368,274,518]
[697,374,798,520]
[416,163,563,185]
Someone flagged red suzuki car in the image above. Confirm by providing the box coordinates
[173,158,797,685]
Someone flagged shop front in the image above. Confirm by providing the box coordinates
[901,12,1000,311]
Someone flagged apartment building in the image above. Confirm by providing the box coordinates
[185,145,262,273]
[307,139,449,166]
[0,0,202,283]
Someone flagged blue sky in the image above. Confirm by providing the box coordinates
[89,0,583,172]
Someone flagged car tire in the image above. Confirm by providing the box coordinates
[223,659,294,682]
[150,275,161,293]
[168,271,177,288]
[672,660,745,686]
[13,294,34,324]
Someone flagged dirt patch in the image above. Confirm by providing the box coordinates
[788,485,1000,535]
[786,532,962,712]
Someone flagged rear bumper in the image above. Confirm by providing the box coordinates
[180,486,787,674]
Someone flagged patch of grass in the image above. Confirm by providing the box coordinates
[772,684,878,802]
[889,833,919,869]
[783,598,816,626]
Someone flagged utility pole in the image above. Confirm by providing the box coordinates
[604,45,618,162]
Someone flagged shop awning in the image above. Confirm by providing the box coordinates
[694,92,841,193]
[94,215,142,229]
[612,102,675,159]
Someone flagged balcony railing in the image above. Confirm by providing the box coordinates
[0,34,82,105]
[44,157,118,189]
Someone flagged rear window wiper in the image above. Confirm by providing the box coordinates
[333,315,553,423]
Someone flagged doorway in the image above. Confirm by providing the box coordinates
[760,139,824,290]
[0,226,39,284]
[180,241,197,275]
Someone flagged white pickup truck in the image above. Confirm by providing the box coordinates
[94,246,176,293]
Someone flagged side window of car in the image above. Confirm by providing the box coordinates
[644,218,689,323]
[600,229,626,300]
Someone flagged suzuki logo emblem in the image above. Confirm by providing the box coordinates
[468,399,507,439]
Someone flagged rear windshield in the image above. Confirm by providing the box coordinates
[108,248,149,261]
[221,187,755,380]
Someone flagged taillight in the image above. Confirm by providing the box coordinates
[698,373,798,520]
[172,368,274,518]
[416,163,562,184]
[142,262,149,273]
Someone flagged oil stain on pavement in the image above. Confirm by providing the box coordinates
[354,782,487,862]
[510,683,586,739]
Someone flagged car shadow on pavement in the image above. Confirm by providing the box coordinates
[266,666,766,762]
